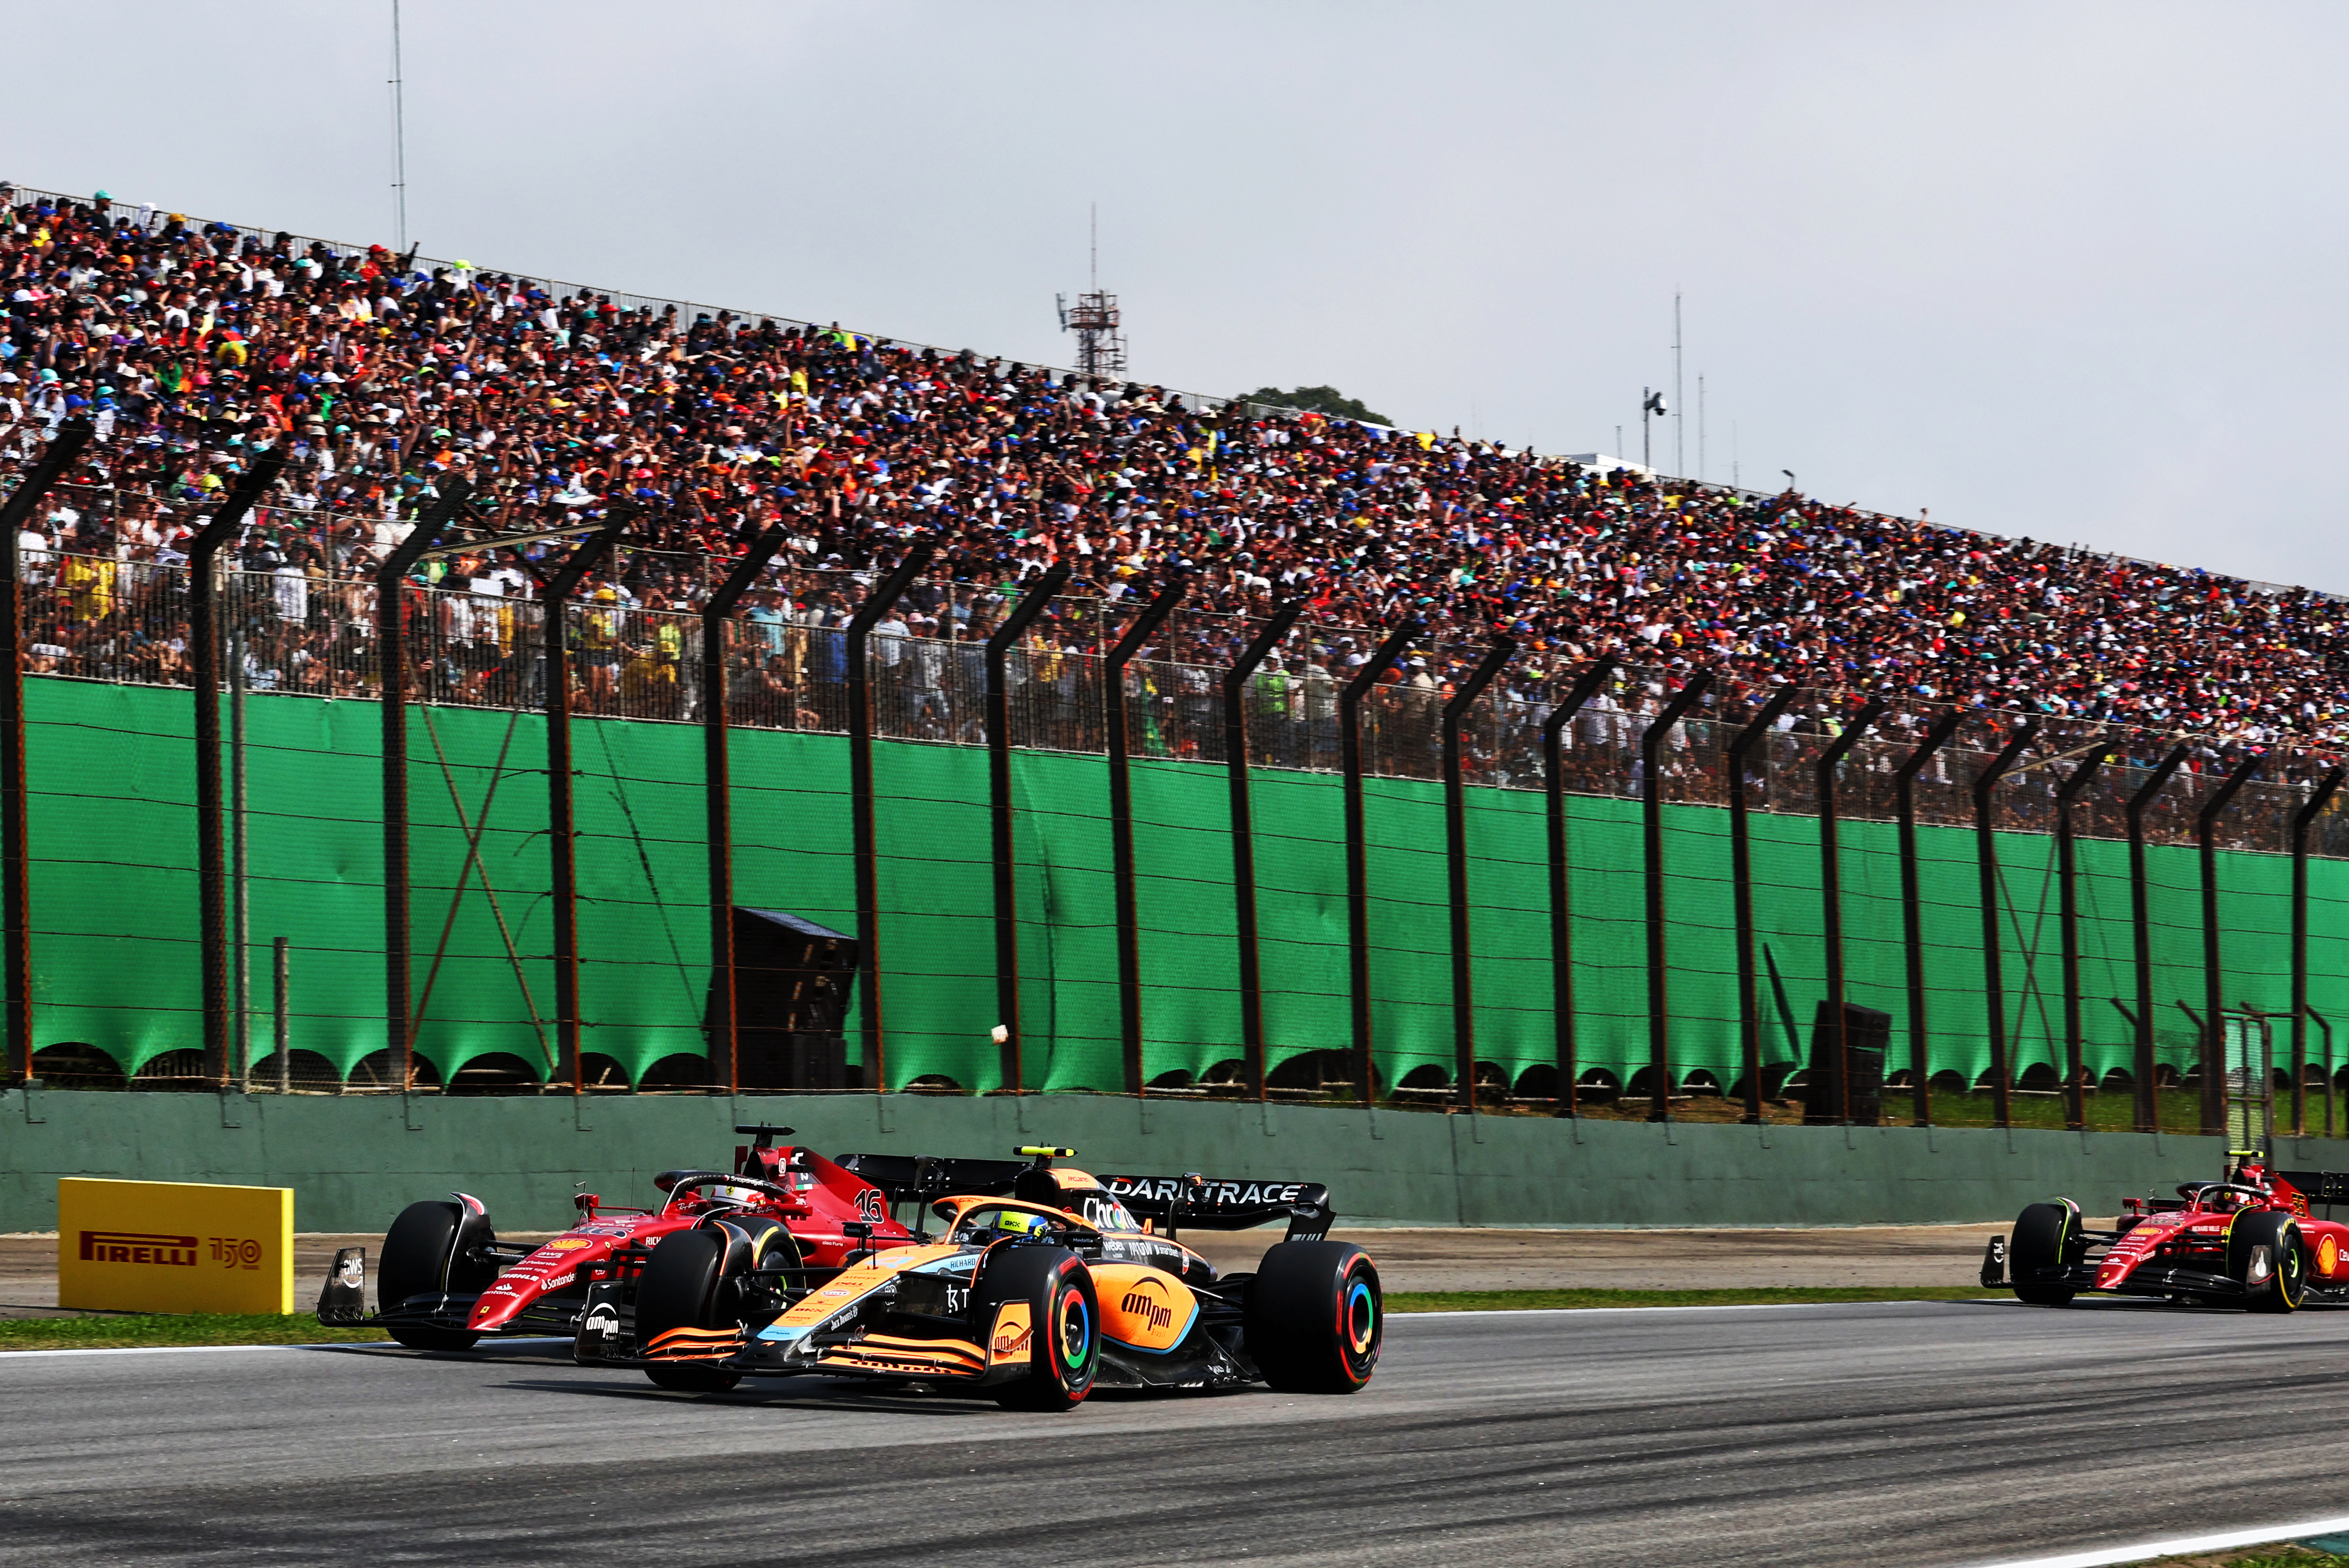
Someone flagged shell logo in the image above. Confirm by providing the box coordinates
[2320,1235,2339,1277]
[547,1238,591,1251]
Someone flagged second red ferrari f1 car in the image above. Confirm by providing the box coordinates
[1986,1152,2349,1310]
[589,1146,1382,1408]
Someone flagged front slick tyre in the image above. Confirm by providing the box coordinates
[635,1228,743,1392]
[2232,1211,2308,1313]
[2008,1201,2076,1307]
[1246,1240,1382,1393]
[979,1246,1098,1412]
[378,1201,481,1351]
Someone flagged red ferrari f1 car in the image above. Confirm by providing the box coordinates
[588,1145,1381,1409]
[317,1124,916,1368]
[1986,1152,2349,1310]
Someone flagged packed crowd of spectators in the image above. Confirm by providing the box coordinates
[0,182,2342,763]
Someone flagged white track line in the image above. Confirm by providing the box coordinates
[1972,1512,2349,1567]
[1393,1299,2006,1318]
[0,1336,574,1361]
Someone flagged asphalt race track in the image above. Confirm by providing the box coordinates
[9,1300,2349,1566]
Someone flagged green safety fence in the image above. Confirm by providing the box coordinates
[25,677,2349,1092]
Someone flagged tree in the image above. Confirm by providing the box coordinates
[1235,385,1389,425]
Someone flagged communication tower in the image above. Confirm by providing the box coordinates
[1055,202,1126,380]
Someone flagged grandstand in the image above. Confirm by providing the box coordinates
[2,179,2346,1129]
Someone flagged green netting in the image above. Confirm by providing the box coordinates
[24,677,2349,1095]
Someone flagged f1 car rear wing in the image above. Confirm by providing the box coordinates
[833,1153,1035,1206]
[2278,1171,2349,1206]
[1100,1174,1335,1243]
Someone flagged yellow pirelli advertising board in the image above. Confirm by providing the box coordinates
[56,1178,294,1314]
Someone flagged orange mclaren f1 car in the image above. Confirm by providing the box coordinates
[585,1146,1381,1409]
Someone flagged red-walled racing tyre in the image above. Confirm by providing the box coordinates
[1246,1240,1381,1393]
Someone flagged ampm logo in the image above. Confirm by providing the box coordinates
[78,1231,198,1266]
[1121,1285,1174,1333]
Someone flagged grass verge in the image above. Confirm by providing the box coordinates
[0,1314,391,1351]
[1385,1286,2004,1312]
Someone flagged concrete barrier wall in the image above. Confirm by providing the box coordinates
[12,1088,2339,1235]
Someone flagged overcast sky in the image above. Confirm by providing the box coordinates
[11,5,2346,587]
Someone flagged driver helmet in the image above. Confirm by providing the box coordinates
[996,1210,1051,1235]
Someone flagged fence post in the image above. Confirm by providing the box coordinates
[536,507,632,1095]
[0,420,91,1084]
[1640,671,1713,1122]
[375,481,475,1092]
[1541,658,1615,1118]
[1727,685,1798,1123]
[1224,602,1305,1100]
[701,522,787,1095]
[2055,743,2115,1132]
[1341,619,1420,1107]
[1815,698,1885,1124]
[2291,768,2344,1138]
[2127,743,2189,1132]
[273,936,290,1095]
[1106,579,1189,1096]
[1442,638,1515,1113]
[2199,753,2262,1138]
[845,542,935,1095]
[1973,719,2038,1129]
[986,565,1071,1096]
[1892,710,1963,1127]
[188,449,288,1087]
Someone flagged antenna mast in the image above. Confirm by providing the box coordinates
[390,0,408,253]
[1061,202,1126,381]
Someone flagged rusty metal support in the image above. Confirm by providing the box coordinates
[2291,768,2344,1138]
[702,521,787,1095]
[536,507,632,1094]
[987,565,1071,1095]
[1341,619,1420,1107]
[2126,743,2189,1133]
[1816,698,1885,1124]
[1892,710,1963,1127]
[1727,685,1799,1123]
[189,448,288,1086]
[2199,753,2262,1137]
[1106,578,1189,1096]
[0,420,91,1083]
[377,480,477,1090]
[2055,743,2115,1131]
[845,542,935,1095]
[1973,720,2038,1129]
[1224,602,1305,1100]
[1640,671,1713,1122]
[1442,638,1515,1113]
[1540,659,1615,1118]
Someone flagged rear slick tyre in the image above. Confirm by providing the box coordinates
[1245,1240,1382,1393]
[2232,1212,2307,1313]
[2008,1201,2076,1307]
